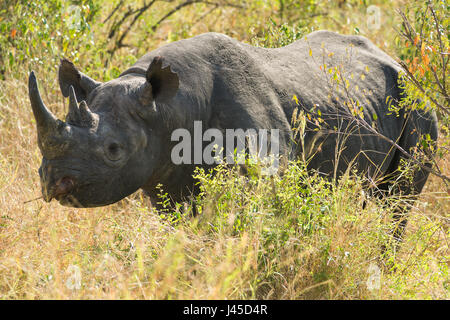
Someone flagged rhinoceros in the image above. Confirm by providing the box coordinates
[28,31,437,217]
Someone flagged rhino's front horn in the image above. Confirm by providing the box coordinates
[28,71,58,133]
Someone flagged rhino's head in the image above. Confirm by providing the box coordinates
[28,57,179,207]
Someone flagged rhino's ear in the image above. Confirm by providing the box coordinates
[58,59,101,101]
[145,56,179,103]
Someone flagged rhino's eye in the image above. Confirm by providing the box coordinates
[108,143,119,154]
[104,141,123,162]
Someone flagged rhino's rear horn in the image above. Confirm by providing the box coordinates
[65,85,98,128]
[66,85,81,125]
[78,100,98,128]
[28,71,59,133]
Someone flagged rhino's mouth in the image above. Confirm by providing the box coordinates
[56,194,83,208]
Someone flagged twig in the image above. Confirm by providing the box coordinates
[23,196,43,204]
[106,0,246,61]
[103,0,124,24]
[428,2,448,104]
[115,0,157,49]
[192,3,219,26]
[398,61,449,116]
[108,6,139,39]
[396,5,449,116]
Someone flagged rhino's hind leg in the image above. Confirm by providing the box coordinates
[378,109,437,258]
[377,164,431,263]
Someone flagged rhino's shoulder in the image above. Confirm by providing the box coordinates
[188,32,234,42]
[121,32,240,77]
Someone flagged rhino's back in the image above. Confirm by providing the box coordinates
[262,30,401,121]
[125,31,403,129]
[260,31,410,176]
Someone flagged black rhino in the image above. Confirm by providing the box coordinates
[28,31,438,219]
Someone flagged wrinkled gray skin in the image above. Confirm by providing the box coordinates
[29,31,438,212]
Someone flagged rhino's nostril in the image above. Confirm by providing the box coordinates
[54,176,75,198]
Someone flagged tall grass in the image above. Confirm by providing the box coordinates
[0,0,448,299]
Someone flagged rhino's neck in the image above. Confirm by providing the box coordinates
[119,68,147,77]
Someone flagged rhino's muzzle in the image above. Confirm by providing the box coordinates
[38,161,75,202]
[41,171,77,205]
[53,176,75,199]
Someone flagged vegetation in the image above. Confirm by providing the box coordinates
[0,0,448,299]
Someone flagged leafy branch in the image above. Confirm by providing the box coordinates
[396,1,449,117]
